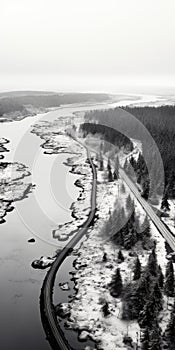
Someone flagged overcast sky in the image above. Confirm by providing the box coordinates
[1,0,175,93]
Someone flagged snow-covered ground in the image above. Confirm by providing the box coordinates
[31,116,94,244]
[53,158,92,242]
[0,161,33,222]
[30,107,174,349]
[64,158,173,350]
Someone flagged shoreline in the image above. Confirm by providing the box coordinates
[53,157,92,242]
[0,160,34,223]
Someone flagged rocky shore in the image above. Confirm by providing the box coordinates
[31,117,93,243]
[0,160,34,223]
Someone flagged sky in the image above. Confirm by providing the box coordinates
[0,0,175,93]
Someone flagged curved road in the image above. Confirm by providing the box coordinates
[40,147,97,350]
[41,139,175,350]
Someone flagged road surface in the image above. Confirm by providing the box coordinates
[40,148,97,350]
[120,168,175,251]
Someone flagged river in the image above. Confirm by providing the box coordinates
[0,95,163,350]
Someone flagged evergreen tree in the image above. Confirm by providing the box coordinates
[121,182,126,193]
[147,248,158,277]
[122,272,151,320]
[141,327,150,350]
[123,229,136,250]
[123,212,137,249]
[164,300,175,349]
[142,216,151,238]
[118,250,124,262]
[102,301,110,317]
[130,155,137,170]
[152,281,163,312]
[149,321,162,350]
[109,268,123,298]
[99,158,104,171]
[113,169,118,180]
[126,194,132,211]
[164,260,174,297]
[158,265,164,288]
[161,191,170,211]
[114,156,119,180]
[102,252,107,262]
[142,178,150,200]
[133,256,141,280]
[122,283,140,320]
[99,151,104,171]
[120,207,126,223]
[123,159,128,170]
[127,162,135,177]
[138,296,157,328]
[95,153,99,162]
[137,272,151,307]
[107,158,111,171]
[108,169,113,182]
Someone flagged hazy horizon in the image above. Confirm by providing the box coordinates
[1,0,175,94]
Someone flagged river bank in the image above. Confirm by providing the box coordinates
[0,94,171,350]
[62,156,171,350]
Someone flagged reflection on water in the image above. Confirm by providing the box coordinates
[0,97,158,349]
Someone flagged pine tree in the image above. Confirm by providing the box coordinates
[123,213,137,250]
[138,296,157,328]
[114,156,119,180]
[142,216,151,238]
[123,159,128,170]
[109,268,123,298]
[99,158,104,171]
[147,248,158,277]
[102,301,110,317]
[108,169,113,182]
[102,252,107,262]
[164,260,174,297]
[118,250,124,262]
[161,191,170,211]
[121,182,125,193]
[126,194,132,211]
[133,256,141,280]
[122,283,140,320]
[142,178,150,200]
[136,272,151,313]
[141,327,150,350]
[164,300,175,349]
[113,170,118,180]
[149,321,162,350]
[152,281,163,312]
[158,265,164,288]
[107,158,111,171]
[120,207,126,223]
[123,229,136,250]
[122,273,151,320]
[127,162,135,177]
[130,155,137,170]
[99,152,104,171]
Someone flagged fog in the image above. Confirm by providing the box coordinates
[1,0,175,93]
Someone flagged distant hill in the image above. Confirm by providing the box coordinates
[0,91,56,98]
[0,91,110,121]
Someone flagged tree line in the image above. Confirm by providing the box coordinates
[84,106,175,200]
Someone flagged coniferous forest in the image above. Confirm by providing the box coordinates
[84,106,175,200]
[124,106,175,198]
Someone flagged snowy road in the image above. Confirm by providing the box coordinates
[120,168,175,251]
[40,147,97,350]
